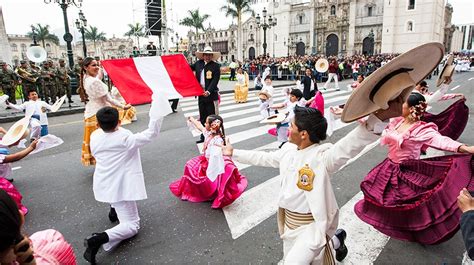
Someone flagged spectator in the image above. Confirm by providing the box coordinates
[457,188,474,260]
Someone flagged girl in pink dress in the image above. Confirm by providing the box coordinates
[355,93,474,245]
[169,115,248,208]
[0,127,38,215]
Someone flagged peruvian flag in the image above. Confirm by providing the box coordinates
[101,54,204,105]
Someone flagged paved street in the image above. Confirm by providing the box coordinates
[3,71,474,264]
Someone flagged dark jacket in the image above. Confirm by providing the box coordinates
[461,210,474,260]
[190,60,221,102]
[301,75,317,100]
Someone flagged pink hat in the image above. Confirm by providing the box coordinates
[29,229,77,265]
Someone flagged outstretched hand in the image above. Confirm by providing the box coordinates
[222,138,233,156]
[28,139,38,150]
[457,188,474,213]
[123,104,132,110]
[374,95,404,121]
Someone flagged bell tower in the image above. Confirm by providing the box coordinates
[0,6,12,65]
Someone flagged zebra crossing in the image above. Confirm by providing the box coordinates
[177,86,466,264]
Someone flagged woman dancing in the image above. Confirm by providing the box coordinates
[234,67,249,103]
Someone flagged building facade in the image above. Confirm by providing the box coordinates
[457,23,474,51]
[8,34,62,66]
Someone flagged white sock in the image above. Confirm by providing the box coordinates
[332,235,341,249]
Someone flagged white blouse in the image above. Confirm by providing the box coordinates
[83,75,124,118]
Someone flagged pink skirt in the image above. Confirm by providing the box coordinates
[422,98,468,140]
[355,154,474,245]
[0,177,27,215]
[169,155,248,208]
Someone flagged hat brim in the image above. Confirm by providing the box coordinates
[196,51,221,61]
[260,113,287,124]
[0,117,30,146]
[50,95,67,112]
[436,64,455,87]
[341,42,444,123]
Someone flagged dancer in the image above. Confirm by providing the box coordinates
[258,76,275,119]
[170,115,247,209]
[355,92,474,245]
[83,102,168,264]
[0,124,38,214]
[0,189,77,265]
[78,57,131,166]
[223,103,402,263]
[234,67,249,103]
[322,59,340,91]
[7,89,52,139]
[110,86,137,124]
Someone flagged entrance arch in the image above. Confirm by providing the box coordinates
[296,42,305,56]
[326,34,339,56]
[362,37,375,55]
[248,47,255,60]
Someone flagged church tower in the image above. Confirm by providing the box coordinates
[0,6,12,65]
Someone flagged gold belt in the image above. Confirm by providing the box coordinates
[284,209,314,230]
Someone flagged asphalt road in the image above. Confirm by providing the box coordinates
[3,71,474,264]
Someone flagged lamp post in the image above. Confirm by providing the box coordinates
[44,0,82,69]
[30,25,38,46]
[171,33,181,53]
[284,37,294,57]
[256,8,277,57]
[75,10,87,58]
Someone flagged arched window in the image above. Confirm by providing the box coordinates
[250,25,253,30]
[250,33,254,41]
[11,44,17,52]
[45,43,52,52]
[408,0,415,10]
[220,32,223,37]
[330,5,336,16]
[21,44,27,52]
[368,6,373,16]
[299,15,303,24]
[407,21,414,32]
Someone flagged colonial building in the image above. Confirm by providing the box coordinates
[457,23,474,51]
[0,7,12,65]
[8,34,62,66]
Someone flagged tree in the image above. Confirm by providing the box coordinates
[27,24,60,48]
[179,9,210,36]
[221,0,254,61]
[84,26,107,55]
[124,23,145,48]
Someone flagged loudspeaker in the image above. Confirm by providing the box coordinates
[146,0,162,36]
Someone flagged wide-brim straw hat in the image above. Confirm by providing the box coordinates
[436,54,455,87]
[315,58,329,73]
[258,91,272,100]
[260,112,288,124]
[0,117,30,146]
[196,46,221,61]
[341,42,444,123]
[50,95,67,112]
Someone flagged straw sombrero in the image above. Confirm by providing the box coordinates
[315,58,329,73]
[195,46,221,61]
[258,91,272,100]
[341,42,444,123]
[0,117,30,146]
[436,54,455,87]
[50,95,67,112]
[260,111,288,124]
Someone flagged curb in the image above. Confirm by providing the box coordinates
[219,83,294,95]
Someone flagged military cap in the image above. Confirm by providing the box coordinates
[20,60,27,64]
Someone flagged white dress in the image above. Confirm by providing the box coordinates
[83,75,124,119]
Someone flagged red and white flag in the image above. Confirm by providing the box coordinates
[101,54,203,105]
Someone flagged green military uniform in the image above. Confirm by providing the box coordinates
[16,61,37,100]
[0,62,18,104]
[29,62,43,100]
[40,62,56,104]
[48,60,59,102]
[57,59,73,103]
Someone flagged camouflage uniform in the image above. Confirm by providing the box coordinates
[48,60,59,102]
[56,59,73,103]
[16,61,37,100]
[0,62,18,104]
[40,62,56,104]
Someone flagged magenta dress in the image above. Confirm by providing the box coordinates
[422,98,469,140]
[355,117,474,244]
[0,154,28,215]
[169,131,248,208]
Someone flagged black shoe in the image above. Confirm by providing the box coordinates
[172,109,177,113]
[334,229,348,262]
[421,150,427,155]
[5,177,13,183]
[196,139,204,144]
[84,232,109,264]
[108,207,118,223]
[69,99,74,103]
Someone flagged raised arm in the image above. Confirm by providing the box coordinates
[188,116,205,133]
[124,117,164,150]
[3,140,37,163]
[223,138,283,168]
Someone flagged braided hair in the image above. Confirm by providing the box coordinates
[407,92,427,121]
[78,57,95,103]
[207,114,226,145]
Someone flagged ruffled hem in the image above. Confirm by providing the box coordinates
[0,177,28,215]
[422,99,468,140]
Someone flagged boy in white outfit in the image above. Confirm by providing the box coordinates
[83,103,168,264]
[7,90,52,139]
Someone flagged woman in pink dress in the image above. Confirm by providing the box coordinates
[355,93,474,245]
[170,115,247,208]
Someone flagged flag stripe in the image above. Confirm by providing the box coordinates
[161,54,204,97]
[134,56,181,99]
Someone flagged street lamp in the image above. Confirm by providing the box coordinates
[284,37,294,56]
[171,33,181,53]
[30,25,38,46]
[256,8,277,57]
[75,10,87,58]
[44,0,82,69]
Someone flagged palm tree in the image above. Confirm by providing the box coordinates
[27,24,60,48]
[124,23,145,48]
[84,26,107,55]
[221,0,254,61]
[179,9,210,36]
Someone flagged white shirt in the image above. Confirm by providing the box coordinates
[84,75,124,119]
[9,100,52,125]
[90,117,163,203]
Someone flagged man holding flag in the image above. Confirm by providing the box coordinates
[190,46,221,144]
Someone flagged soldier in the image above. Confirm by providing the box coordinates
[73,56,83,78]
[29,61,43,100]
[40,61,56,104]
[48,60,59,102]
[56,58,73,104]
[0,62,18,104]
[15,60,37,101]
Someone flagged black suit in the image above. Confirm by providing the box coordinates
[190,59,221,140]
[301,75,317,100]
[461,210,474,260]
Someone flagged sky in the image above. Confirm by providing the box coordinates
[0,0,473,47]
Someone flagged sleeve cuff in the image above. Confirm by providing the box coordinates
[365,114,389,134]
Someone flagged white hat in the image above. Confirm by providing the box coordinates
[260,112,288,124]
[0,117,30,146]
[436,54,455,87]
[50,95,67,112]
[195,46,221,61]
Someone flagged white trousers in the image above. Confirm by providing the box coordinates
[324,73,339,90]
[29,119,42,139]
[103,201,140,251]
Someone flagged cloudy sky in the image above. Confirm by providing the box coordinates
[1,0,472,47]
